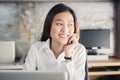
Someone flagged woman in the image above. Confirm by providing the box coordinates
[23,3,86,80]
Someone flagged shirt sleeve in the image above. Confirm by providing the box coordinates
[61,44,86,80]
[23,45,37,70]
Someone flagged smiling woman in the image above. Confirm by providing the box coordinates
[51,11,75,46]
[23,3,87,80]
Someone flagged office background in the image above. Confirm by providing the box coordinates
[0,1,115,58]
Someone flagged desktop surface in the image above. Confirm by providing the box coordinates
[0,70,68,80]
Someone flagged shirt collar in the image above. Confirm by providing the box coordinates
[42,39,51,50]
[41,39,65,60]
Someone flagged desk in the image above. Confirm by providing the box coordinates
[88,58,120,68]
[88,58,120,80]
[0,63,23,70]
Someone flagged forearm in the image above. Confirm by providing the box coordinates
[61,61,85,80]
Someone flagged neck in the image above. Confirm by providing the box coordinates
[50,40,64,59]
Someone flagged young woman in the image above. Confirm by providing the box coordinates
[23,3,86,80]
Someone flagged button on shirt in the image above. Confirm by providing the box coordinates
[23,39,86,80]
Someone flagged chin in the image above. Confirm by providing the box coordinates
[58,38,69,45]
[60,41,68,45]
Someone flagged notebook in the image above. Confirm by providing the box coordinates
[0,70,68,80]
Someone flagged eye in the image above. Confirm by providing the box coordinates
[56,22,63,26]
[68,23,74,27]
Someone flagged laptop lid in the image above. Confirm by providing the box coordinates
[0,70,68,80]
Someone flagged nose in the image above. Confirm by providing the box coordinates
[61,24,69,33]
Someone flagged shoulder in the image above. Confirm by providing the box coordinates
[75,43,86,51]
[29,39,50,53]
[73,43,87,57]
[30,41,46,51]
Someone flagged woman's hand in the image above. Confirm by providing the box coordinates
[64,20,80,58]
[64,33,79,57]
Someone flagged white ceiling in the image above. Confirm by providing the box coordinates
[0,0,116,2]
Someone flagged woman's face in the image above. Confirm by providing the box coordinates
[51,11,74,45]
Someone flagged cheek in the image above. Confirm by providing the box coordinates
[50,28,55,38]
[69,28,75,35]
[50,25,59,37]
[50,31,56,38]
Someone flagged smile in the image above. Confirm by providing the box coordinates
[59,34,69,38]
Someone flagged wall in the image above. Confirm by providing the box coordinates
[0,1,115,57]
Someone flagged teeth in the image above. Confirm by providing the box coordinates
[59,34,68,38]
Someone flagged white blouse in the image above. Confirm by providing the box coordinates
[23,39,87,80]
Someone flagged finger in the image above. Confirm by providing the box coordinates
[69,36,76,44]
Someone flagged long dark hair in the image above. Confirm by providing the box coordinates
[40,3,77,41]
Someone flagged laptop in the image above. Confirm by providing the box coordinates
[0,70,68,80]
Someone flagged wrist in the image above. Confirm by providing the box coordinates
[64,56,72,60]
[65,51,73,57]
[65,49,73,54]
[64,56,72,62]
[65,53,72,57]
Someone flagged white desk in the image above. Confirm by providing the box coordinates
[0,63,23,70]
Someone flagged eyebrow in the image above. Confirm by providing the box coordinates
[54,19,63,22]
[54,19,74,22]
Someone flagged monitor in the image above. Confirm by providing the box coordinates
[79,29,110,55]
[0,41,15,64]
